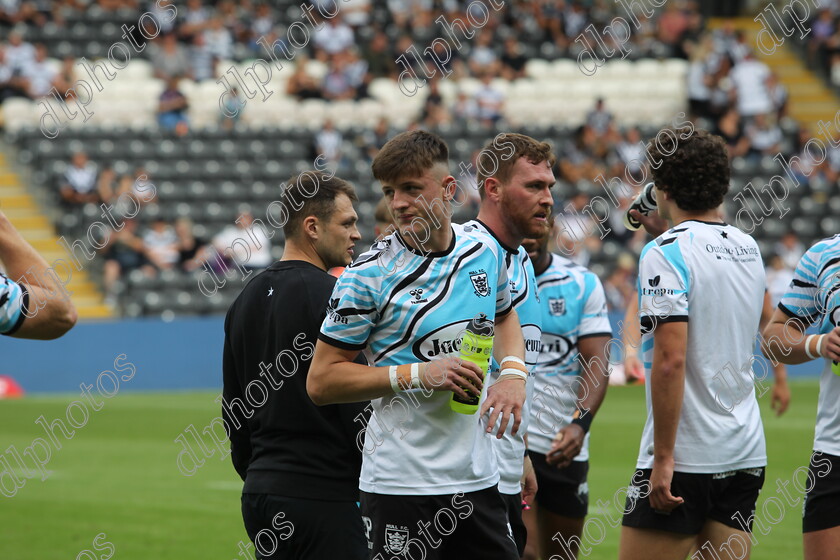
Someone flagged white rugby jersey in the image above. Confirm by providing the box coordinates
[635,220,766,472]
[320,226,512,495]
[0,273,27,335]
[527,254,611,460]
[460,219,543,495]
[779,235,840,456]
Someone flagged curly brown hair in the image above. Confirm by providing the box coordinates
[646,127,729,212]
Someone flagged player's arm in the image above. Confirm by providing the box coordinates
[622,292,644,379]
[762,307,840,364]
[480,308,528,438]
[547,334,610,468]
[308,341,485,405]
[222,314,251,481]
[760,290,790,416]
[0,211,77,339]
[649,320,687,512]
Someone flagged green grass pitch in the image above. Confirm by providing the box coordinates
[0,380,823,560]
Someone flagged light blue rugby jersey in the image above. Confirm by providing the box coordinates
[319,226,513,495]
[460,219,543,494]
[527,253,611,460]
[779,234,840,456]
[0,273,27,335]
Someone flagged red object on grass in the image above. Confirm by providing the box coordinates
[0,375,24,398]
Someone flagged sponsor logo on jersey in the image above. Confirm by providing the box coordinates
[536,333,574,368]
[648,275,661,288]
[549,297,566,316]
[326,298,349,324]
[470,269,490,297]
[411,319,472,360]
[409,288,428,304]
[384,524,409,555]
[641,277,674,296]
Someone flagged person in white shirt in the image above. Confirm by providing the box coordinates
[729,53,773,118]
[313,14,355,55]
[213,210,273,273]
[21,43,56,98]
[620,128,767,560]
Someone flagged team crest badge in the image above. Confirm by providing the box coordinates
[549,297,566,316]
[384,525,409,555]
[470,270,490,297]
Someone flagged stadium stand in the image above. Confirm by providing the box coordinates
[1,1,836,318]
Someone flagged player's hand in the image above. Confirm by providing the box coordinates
[649,456,684,513]
[771,376,790,417]
[821,327,840,362]
[546,424,585,468]
[420,357,484,401]
[624,353,644,383]
[521,455,537,506]
[480,376,526,438]
[629,209,668,237]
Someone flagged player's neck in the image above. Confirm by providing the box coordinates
[672,208,724,227]
[280,239,327,271]
[476,208,521,250]
[401,220,453,254]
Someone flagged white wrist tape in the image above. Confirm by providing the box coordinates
[806,335,822,360]
[816,334,826,359]
[500,356,528,380]
[389,364,422,392]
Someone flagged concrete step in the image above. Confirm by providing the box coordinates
[0,194,37,209]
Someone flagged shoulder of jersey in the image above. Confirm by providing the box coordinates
[454,221,501,253]
[348,232,402,270]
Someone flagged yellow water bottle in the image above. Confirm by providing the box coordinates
[450,313,494,414]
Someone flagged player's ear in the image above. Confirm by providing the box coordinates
[483,176,501,202]
[302,215,319,240]
[442,176,457,201]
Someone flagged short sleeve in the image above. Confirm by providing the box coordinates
[495,249,512,316]
[0,274,27,336]
[579,273,612,338]
[779,247,821,325]
[319,267,380,351]
[637,241,689,333]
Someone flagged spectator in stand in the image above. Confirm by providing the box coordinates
[322,55,354,101]
[101,217,151,302]
[143,218,179,272]
[52,55,77,97]
[500,37,527,80]
[220,86,242,130]
[4,29,35,75]
[612,127,646,184]
[149,33,191,81]
[189,32,216,82]
[468,32,499,76]
[249,3,275,42]
[342,0,372,28]
[745,112,783,159]
[473,73,504,126]
[313,13,354,56]
[420,79,447,128]
[586,98,617,141]
[789,128,831,185]
[20,43,56,98]
[361,31,394,78]
[602,255,637,312]
[178,0,210,41]
[148,0,176,35]
[175,217,209,272]
[767,72,788,120]
[60,151,104,206]
[212,210,273,274]
[559,125,606,183]
[203,16,233,61]
[730,51,773,119]
[157,76,189,134]
[809,9,835,69]
[286,56,322,100]
[344,49,370,99]
[314,119,343,171]
[358,117,390,162]
[0,1,40,26]
[452,90,479,123]
[716,107,750,159]
[686,34,716,118]
[775,231,806,271]
[0,46,28,102]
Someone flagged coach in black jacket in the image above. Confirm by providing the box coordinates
[222,171,368,559]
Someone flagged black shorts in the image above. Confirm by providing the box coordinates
[360,486,519,560]
[241,493,368,560]
[499,491,527,556]
[529,451,589,518]
[621,467,765,535]
[803,451,840,533]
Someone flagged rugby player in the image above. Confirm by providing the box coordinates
[762,234,840,560]
[308,130,527,560]
[521,216,612,560]
[619,128,767,560]
[458,132,555,556]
